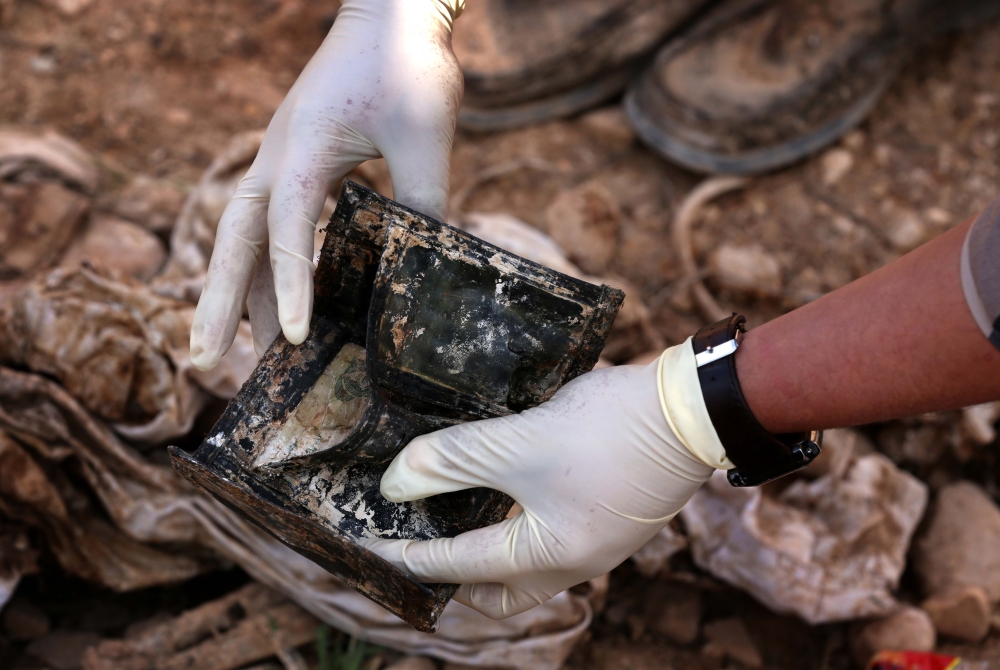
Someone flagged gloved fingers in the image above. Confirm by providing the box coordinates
[454,582,555,620]
[190,181,269,370]
[265,156,337,345]
[247,246,281,357]
[264,112,384,344]
[378,121,455,222]
[380,415,527,503]
[362,516,531,585]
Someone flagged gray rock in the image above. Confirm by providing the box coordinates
[850,607,935,667]
[707,244,783,296]
[544,181,621,275]
[922,586,991,642]
[914,482,1000,602]
[820,148,855,186]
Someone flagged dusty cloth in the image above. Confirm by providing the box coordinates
[962,195,1000,349]
[0,129,96,282]
[83,583,322,670]
[0,366,590,670]
[0,126,592,668]
[0,267,255,443]
[680,431,927,624]
[0,127,257,444]
[0,127,171,286]
[0,128,97,192]
[0,368,222,590]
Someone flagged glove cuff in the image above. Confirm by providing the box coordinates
[656,338,734,470]
[338,1,463,33]
[429,0,465,27]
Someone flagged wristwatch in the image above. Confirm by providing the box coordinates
[693,314,822,487]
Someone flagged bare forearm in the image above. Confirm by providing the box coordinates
[737,217,1000,434]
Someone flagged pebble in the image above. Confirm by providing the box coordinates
[579,107,635,149]
[164,107,193,126]
[850,607,935,667]
[922,586,991,642]
[887,213,927,251]
[544,181,621,275]
[842,130,866,151]
[874,144,893,167]
[43,0,95,15]
[960,402,1000,445]
[925,207,953,226]
[914,481,1000,602]
[708,243,783,296]
[821,148,854,186]
[29,53,58,75]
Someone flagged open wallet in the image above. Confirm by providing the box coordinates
[169,181,624,631]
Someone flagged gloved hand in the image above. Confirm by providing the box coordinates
[362,341,732,619]
[190,0,465,369]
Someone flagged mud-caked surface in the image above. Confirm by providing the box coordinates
[5,1,1000,668]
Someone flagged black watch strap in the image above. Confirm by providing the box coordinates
[693,314,822,487]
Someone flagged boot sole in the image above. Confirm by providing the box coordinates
[623,67,896,175]
[457,62,639,131]
[622,0,1000,175]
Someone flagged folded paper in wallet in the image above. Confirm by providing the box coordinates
[169,181,624,632]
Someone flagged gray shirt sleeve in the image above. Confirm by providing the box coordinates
[961,197,1000,350]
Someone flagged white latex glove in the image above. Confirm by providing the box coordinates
[362,340,733,619]
[190,0,465,369]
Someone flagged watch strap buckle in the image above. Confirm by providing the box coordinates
[693,314,823,488]
[695,337,740,367]
[726,431,823,487]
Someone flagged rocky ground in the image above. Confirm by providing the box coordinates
[3,1,1000,669]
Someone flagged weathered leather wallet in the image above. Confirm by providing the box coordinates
[170,181,624,631]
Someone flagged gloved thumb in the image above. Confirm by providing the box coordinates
[360,512,566,618]
[380,414,525,503]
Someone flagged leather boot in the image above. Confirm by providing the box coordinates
[453,0,713,130]
[625,0,1000,174]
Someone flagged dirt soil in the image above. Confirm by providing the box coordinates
[4,1,1000,669]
